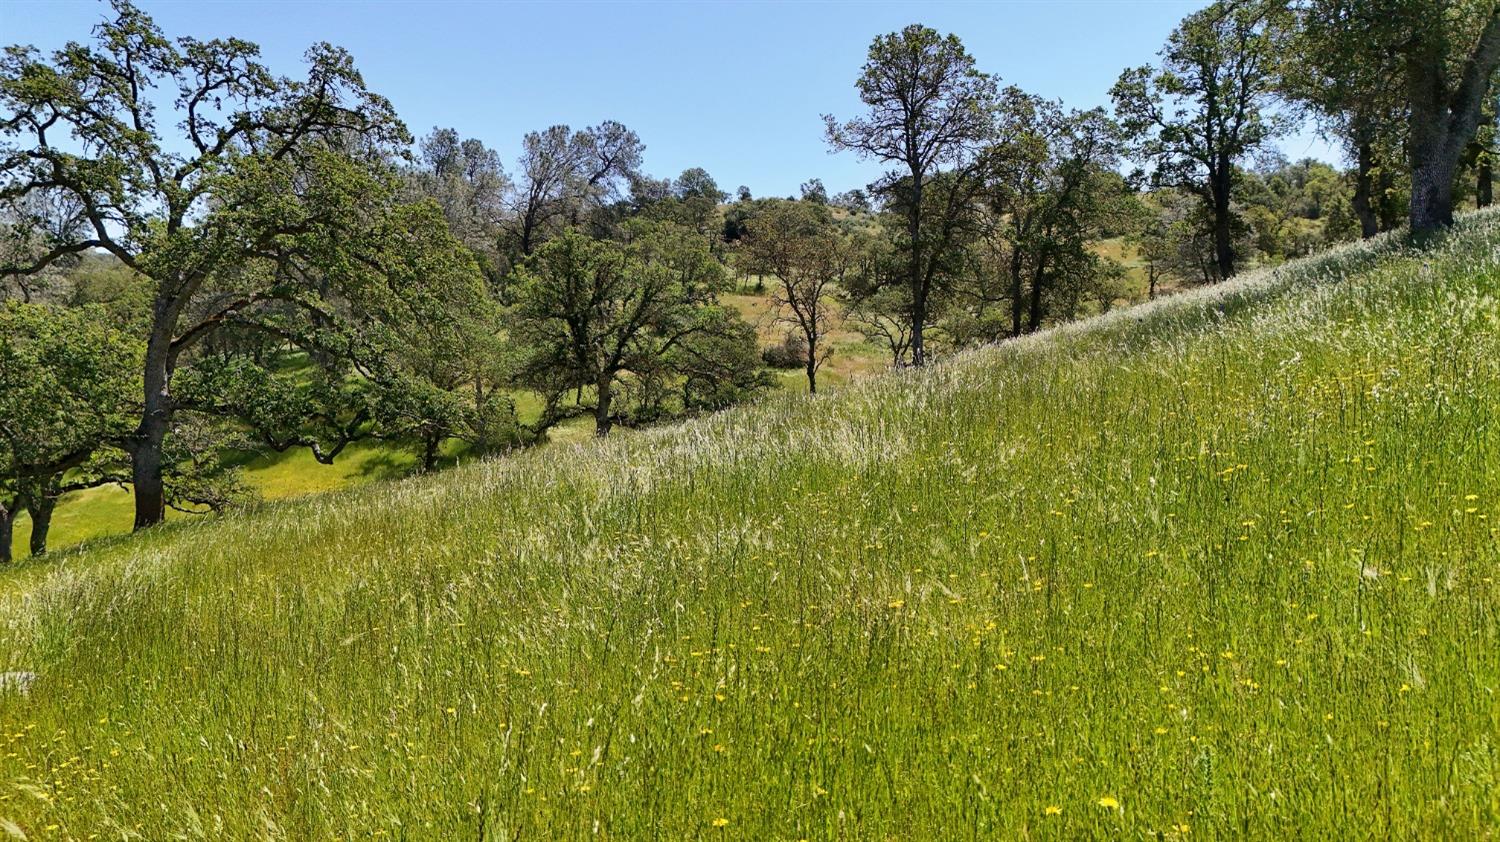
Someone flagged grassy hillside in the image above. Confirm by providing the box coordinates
[7,391,599,561]
[15,253,1134,560]
[2,212,1500,838]
[13,281,888,560]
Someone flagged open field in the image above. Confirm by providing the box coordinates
[1093,236,1151,294]
[1,211,1498,836]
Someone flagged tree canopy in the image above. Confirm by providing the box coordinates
[509,221,765,436]
[0,302,137,561]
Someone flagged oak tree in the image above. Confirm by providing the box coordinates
[0,302,136,561]
[0,1,479,528]
[742,201,859,392]
[1112,1,1288,279]
[825,24,998,365]
[509,222,761,436]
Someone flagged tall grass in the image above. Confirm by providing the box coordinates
[1,213,1499,838]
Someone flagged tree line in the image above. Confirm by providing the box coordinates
[2,0,1498,560]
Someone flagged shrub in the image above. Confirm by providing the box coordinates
[760,332,808,369]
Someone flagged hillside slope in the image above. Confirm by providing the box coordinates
[10,280,888,561]
[2,213,1500,838]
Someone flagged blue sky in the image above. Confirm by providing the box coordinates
[2,0,1337,197]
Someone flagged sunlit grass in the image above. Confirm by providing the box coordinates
[9,441,418,561]
[1,212,1499,836]
[10,395,597,560]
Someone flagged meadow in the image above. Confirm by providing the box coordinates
[0,211,1498,837]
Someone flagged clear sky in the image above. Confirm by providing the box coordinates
[1,0,1337,197]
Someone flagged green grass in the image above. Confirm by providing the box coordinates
[9,441,420,561]
[9,393,597,560]
[1093,235,1153,298]
[3,213,1500,837]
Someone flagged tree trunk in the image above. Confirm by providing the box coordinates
[1211,165,1235,280]
[1406,7,1500,235]
[520,215,535,257]
[908,172,926,367]
[1410,156,1458,235]
[1009,236,1026,338]
[1480,149,1493,208]
[422,435,440,472]
[132,326,173,530]
[804,336,818,394]
[26,495,55,558]
[910,283,927,367]
[131,425,167,530]
[594,373,614,437]
[1025,252,1048,334]
[1353,143,1379,239]
[0,500,14,564]
[1376,163,1402,233]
